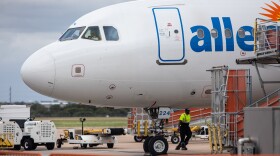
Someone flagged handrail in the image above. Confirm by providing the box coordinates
[254,18,279,54]
[248,87,280,107]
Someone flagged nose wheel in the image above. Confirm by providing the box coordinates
[150,136,169,155]
[143,136,153,152]
[143,136,168,155]
[142,107,171,155]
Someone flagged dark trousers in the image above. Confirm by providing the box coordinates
[179,125,192,146]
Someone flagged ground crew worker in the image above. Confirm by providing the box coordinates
[175,108,192,150]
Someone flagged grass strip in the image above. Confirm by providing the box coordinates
[37,117,128,128]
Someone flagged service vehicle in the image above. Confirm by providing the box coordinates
[22,120,57,150]
[57,128,127,149]
[0,119,57,150]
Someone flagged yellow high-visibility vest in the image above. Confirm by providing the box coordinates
[179,113,191,123]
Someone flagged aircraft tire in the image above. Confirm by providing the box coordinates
[143,136,153,153]
[148,136,168,155]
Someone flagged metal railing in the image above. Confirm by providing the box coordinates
[248,87,280,108]
[254,18,280,55]
[207,111,243,154]
[207,67,252,153]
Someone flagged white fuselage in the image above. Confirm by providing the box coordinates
[21,0,280,108]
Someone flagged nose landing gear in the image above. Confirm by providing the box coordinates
[142,107,171,155]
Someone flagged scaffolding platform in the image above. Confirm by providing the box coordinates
[236,54,280,64]
[236,18,280,65]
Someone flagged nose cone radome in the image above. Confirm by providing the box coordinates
[21,52,55,97]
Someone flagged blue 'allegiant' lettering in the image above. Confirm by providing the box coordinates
[212,17,223,52]
[190,26,212,52]
[189,17,254,53]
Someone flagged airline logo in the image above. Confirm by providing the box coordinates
[260,1,280,21]
[190,17,253,52]
[189,1,280,53]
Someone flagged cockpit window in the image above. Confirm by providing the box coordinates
[82,26,102,41]
[103,26,119,41]
[59,27,85,41]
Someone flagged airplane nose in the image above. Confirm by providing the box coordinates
[21,52,55,96]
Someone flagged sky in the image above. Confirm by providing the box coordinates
[0,0,132,102]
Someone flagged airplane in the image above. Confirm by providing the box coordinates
[20,0,280,154]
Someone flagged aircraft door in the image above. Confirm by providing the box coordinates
[153,8,186,65]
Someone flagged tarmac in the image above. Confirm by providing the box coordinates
[15,134,213,156]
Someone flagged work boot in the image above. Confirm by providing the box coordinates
[175,144,181,150]
[181,146,188,150]
[181,142,188,150]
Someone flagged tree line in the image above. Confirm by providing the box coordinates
[0,102,129,117]
[31,104,130,117]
